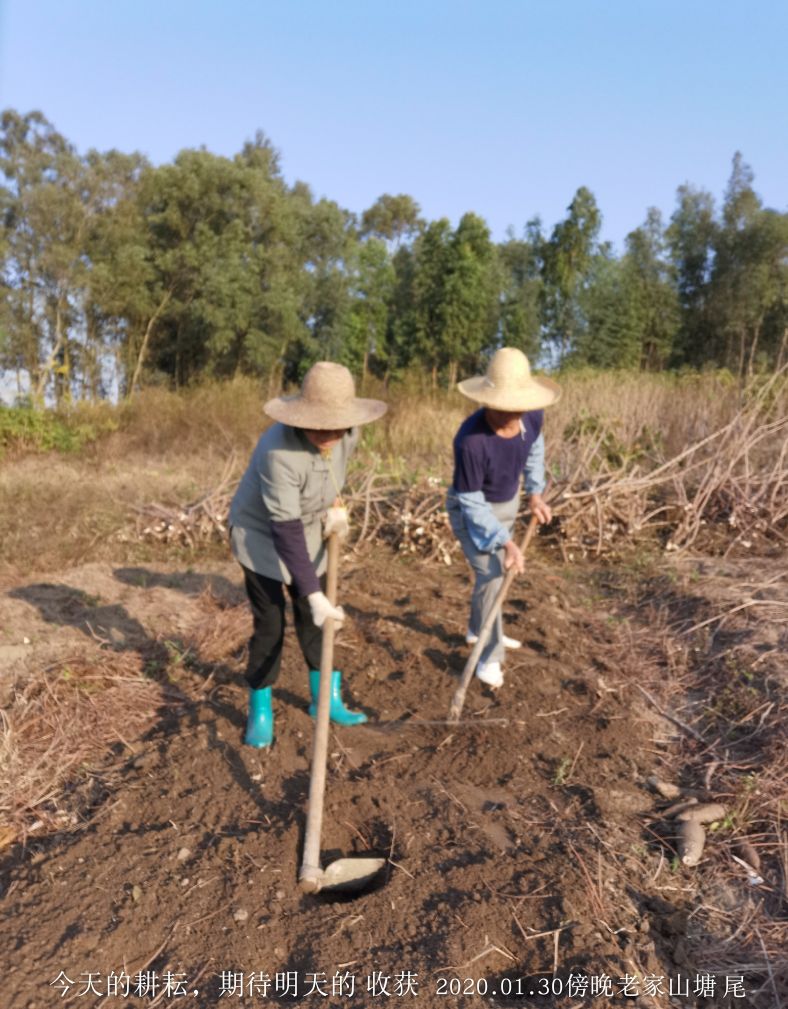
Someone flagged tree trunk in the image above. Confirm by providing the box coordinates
[776,327,788,372]
[736,326,747,381]
[267,342,288,398]
[127,290,172,398]
[361,349,369,392]
[35,300,67,407]
[447,359,458,389]
[746,318,763,377]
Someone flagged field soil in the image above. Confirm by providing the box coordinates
[0,544,784,1008]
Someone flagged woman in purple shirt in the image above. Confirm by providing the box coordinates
[447,348,560,689]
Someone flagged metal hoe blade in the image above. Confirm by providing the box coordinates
[303,856,386,895]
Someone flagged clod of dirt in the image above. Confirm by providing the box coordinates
[233,908,249,923]
[176,846,191,861]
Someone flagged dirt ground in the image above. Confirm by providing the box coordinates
[0,543,785,1008]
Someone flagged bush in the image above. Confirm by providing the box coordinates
[0,404,117,458]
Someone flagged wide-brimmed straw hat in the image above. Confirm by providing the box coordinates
[264,361,387,430]
[457,348,560,411]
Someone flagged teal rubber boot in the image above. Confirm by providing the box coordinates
[308,670,367,726]
[244,686,273,748]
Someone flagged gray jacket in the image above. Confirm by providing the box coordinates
[229,423,359,584]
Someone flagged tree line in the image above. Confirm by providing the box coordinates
[1,108,786,405]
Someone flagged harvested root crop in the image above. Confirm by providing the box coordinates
[678,819,706,866]
[676,803,727,824]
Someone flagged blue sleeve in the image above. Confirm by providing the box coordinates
[524,432,546,495]
[455,490,511,553]
[271,519,321,596]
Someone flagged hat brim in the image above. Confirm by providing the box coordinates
[457,375,561,411]
[263,395,388,429]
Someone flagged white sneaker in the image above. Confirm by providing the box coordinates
[466,630,522,650]
[475,661,504,688]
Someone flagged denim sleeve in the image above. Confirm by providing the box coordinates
[455,490,512,553]
[524,432,546,495]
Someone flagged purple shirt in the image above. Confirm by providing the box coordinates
[452,409,544,502]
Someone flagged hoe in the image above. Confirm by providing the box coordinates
[299,532,385,894]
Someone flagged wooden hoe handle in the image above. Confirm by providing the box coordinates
[299,532,340,892]
[448,515,539,722]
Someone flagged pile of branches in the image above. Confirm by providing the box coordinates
[131,454,235,547]
[345,474,460,564]
[130,369,787,562]
[552,367,788,558]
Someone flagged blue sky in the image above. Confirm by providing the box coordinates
[1,0,786,251]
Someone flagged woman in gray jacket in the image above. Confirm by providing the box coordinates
[229,362,387,748]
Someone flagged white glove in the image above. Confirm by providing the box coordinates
[324,506,350,540]
[308,591,345,628]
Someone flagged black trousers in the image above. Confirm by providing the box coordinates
[240,565,325,689]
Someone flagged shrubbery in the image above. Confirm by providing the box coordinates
[0,404,117,458]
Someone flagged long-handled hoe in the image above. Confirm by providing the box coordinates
[448,514,539,722]
[299,532,385,894]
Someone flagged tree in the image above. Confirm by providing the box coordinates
[577,251,642,368]
[360,193,422,249]
[541,187,601,362]
[666,184,716,367]
[622,208,679,369]
[338,237,395,382]
[497,218,544,361]
[441,213,500,386]
[0,110,89,404]
[409,218,453,384]
[706,154,788,375]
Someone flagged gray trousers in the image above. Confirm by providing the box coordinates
[447,491,519,666]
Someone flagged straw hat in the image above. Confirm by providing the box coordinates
[457,348,560,411]
[264,361,387,429]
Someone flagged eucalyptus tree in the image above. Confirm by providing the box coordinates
[576,250,643,368]
[284,192,357,379]
[666,184,716,367]
[707,154,788,375]
[409,217,452,384]
[0,110,89,403]
[338,236,395,383]
[441,212,500,386]
[497,218,544,361]
[360,193,422,249]
[129,137,306,391]
[541,187,601,362]
[622,208,679,370]
[81,148,150,397]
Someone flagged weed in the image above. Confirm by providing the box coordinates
[553,756,571,786]
[0,403,117,458]
[164,640,194,669]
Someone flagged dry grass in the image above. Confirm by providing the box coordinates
[188,587,250,665]
[0,367,783,575]
[91,368,788,567]
[616,556,788,1006]
[0,653,183,840]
